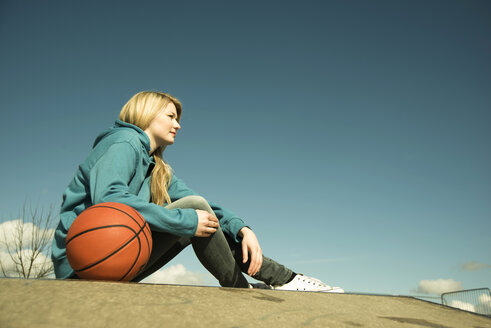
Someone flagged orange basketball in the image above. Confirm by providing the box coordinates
[66,202,152,281]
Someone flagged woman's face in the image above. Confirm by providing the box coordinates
[145,102,181,149]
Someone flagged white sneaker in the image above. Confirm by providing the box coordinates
[273,274,344,293]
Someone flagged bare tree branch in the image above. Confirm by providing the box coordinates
[0,201,56,278]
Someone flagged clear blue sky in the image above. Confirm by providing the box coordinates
[1,0,490,296]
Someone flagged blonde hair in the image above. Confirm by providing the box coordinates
[119,91,182,205]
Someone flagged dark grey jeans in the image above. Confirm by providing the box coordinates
[132,195,293,288]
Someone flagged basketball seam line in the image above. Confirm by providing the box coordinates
[90,205,149,280]
[66,224,130,245]
[74,225,140,274]
[89,205,151,280]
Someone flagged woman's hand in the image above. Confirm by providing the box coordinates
[195,210,220,237]
[238,227,263,277]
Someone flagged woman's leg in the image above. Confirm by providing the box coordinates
[134,195,293,287]
[131,231,191,282]
[170,196,250,288]
[180,196,294,287]
[134,196,250,287]
[223,234,294,287]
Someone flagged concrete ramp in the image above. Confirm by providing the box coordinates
[1,278,490,327]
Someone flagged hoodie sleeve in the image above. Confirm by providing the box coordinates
[168,175,248,242]
[89,142,198,236]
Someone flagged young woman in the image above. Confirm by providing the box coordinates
[51,91,343,292]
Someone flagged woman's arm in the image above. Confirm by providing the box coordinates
[238,227,263,277]
[168,175,263,276]
[168,175,248,242]
[88,142,199,236]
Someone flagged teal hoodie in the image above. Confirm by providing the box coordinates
[51,120,247,279]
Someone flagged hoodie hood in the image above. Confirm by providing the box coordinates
[93,120,151,154]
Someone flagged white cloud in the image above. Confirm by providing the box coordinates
[478,293,491,304]
[417,279,462,295]
[0,219,55,278]
[141,264,206,285]
[0,249,54,278]
[449,300,476,312]
[446,292,491,315]
[0,251,14,275]
[449,300,475,312]
[0,220,54,252]
[461,261,491,272]
[475,293,491,315]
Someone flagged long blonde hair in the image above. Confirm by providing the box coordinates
[119,91,182,205]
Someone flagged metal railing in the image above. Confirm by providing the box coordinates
[441,288,491,316]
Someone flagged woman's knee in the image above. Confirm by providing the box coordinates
[176,195,212,212]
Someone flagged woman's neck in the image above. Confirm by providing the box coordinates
[144,131,166,155]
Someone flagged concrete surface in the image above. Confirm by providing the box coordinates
[1,278,490,327]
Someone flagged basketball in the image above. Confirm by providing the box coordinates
[66,202,153,281]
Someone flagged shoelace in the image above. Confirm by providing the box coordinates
[298,275,330,288]
[297,275,333,290]
[308,277,329,287]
